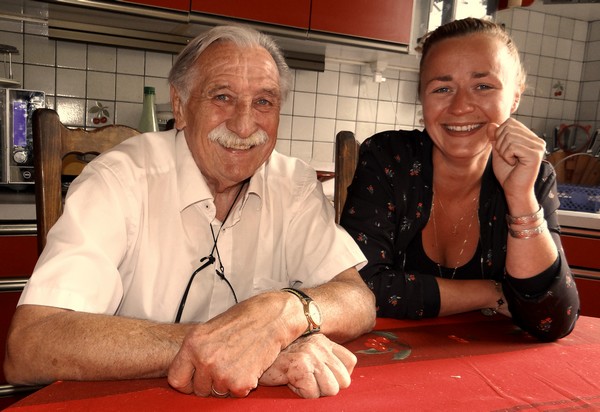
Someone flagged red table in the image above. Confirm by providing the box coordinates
[5,313,600,411]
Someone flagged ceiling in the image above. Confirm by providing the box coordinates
[527,0,600,22]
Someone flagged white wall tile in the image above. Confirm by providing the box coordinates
[317,70,339,95]
[23,34,54,65]
[293,92,316,117]
[552,59,569,79]
[543,15,560,37]
[88,45,116,72]
[573,20,588,42]
[315,94,337,119]
[56,41,86,69]
[116,74,144,103]
[290,140,313,162]
[338,72,359,97]
[23,64,55,94]
[87,71,115,100]
[277,114,292,140]
[525,32,542,55]
[117,48,145,75]
[356,98,376,122]
[145,51,173,78]
[312,141,334,162]
[336,96,358,121]
[275,139,291,156]
[379,79,399,102]
[558,18,575,40]
[56,97,85,127]
[528,12,545,35]
[314,118,336,142]
[56,68,86,97]
[291,116,314,141]
[355,122,376,142]
[359,75,379,99]
[295,70,318,93]
[541,35,557,57]
[376,100,396,124]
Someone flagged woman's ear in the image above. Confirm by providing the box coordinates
[170,85,186,130]
[510,86,524,114]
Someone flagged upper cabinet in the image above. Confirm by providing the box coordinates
[190,0,311,30]
[117,0,190,12]
[189,0,413,46]
[310,0,413,45]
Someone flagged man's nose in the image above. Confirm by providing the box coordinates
[227,101,258,138]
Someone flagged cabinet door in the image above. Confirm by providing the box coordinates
[0,235,37,278]
[191,0,311,29]
[310,0,413,45]
[117,0,190,12]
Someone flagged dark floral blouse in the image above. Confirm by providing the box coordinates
[340,129,580,341]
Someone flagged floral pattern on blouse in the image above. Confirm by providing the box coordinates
[340,129,580,341]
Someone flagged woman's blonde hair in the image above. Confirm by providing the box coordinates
[417,17,526,93]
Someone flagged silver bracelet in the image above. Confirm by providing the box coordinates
[508,220,547,239]
[481,281,505,316]
[506,205,543,226]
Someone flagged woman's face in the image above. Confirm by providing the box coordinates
[419,33,522,160]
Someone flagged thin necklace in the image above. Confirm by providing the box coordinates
[431,192,478,279]
[435,193,477,235]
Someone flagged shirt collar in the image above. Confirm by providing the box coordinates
[175,130,272,212]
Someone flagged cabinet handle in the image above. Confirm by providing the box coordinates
[0,277,27,292]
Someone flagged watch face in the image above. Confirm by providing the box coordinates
[308,301,322,326]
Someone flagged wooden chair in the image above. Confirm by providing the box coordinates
[32,108,139,254]
[333,130,360,223]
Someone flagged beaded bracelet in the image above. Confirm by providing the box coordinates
[508,220,548,239]
[481,281,505,316]
[506,205,543,226]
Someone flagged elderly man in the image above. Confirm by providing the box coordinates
[4,25,375,399]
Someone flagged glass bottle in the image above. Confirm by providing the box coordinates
[138,86,158,133]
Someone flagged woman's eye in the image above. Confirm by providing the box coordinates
[432,87,450,94]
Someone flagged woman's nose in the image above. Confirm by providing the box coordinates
[448,89,475,115]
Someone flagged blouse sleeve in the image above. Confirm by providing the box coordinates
[502,162,580,341]
[340,135,440,319]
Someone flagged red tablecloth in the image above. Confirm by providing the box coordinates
[6,313,600,411]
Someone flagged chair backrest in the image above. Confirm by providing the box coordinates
[334,130,360,223]
[32,108,140,254]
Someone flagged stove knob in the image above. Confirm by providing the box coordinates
[13,150,29,164]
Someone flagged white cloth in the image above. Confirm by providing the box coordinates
[19,130,365,323]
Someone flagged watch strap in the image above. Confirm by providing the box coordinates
[282,287,321,335]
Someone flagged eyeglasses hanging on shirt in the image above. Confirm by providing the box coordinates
[174,180,248,323]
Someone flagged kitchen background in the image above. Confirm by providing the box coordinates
[0,4,598,165]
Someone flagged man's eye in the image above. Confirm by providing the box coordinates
[256,98,272,106]
[214,94,229,102]
[476,84,493,91]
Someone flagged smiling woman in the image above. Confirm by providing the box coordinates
[340,17,579,342]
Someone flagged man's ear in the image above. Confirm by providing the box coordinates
[170,85,186,130]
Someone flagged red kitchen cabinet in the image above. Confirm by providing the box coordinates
[0,234,38,408]
[310,0,413,45]
[561,227,600,317]
[190,0,311,29]
[116,0,190,12]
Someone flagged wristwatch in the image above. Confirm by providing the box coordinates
[282,287,322,335]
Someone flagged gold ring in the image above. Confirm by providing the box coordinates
[211,386,229,398]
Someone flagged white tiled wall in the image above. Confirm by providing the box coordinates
[0,7,597,164]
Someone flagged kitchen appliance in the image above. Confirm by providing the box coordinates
[0,88,46,185]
